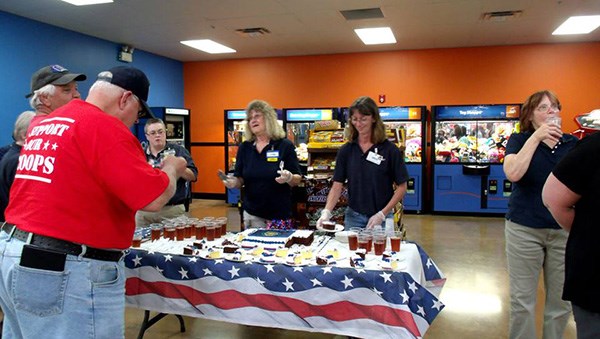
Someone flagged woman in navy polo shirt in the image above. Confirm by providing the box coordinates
[503,90,577,338]
[221,100,301,228]
[316,96,408,229]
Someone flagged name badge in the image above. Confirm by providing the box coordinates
[366,151,383,165]
[266,150,279,162]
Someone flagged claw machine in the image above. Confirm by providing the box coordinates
[431,104,520,214]
[284,108,345,228]
[379,106,427,213]
[224,109,283,205]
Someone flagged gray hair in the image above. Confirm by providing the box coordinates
[89,79,126,97]
[13,110,36,142]
[29,84,56,109]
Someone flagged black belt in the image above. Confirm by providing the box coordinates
[1,223,123,262]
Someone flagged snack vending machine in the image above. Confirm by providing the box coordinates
[133,107,191,150]
[431,104,520,214]
[224,109,283,204]
[284,108,345,227]
[284,108,342,175]
[379,106,427,213]
[224,109,246,204]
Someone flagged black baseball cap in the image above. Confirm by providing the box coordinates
[96,66,155,119]
[26,64,87,98]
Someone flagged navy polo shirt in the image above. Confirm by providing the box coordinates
[145,142,198,205]
[505,131,578,229]
[333,139,408,217]
[234,138,301,220]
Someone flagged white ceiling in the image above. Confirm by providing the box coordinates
[1,0,600,62]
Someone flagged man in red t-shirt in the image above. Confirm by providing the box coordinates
[0,66,187,338]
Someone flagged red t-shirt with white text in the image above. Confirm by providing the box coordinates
[5,99,169,249]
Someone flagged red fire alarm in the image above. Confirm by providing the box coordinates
[379,94,386,104]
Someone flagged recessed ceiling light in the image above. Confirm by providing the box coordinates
[60,0,113,5]
[354,27,396,45]
[180,40,236,54]
[552,15,600,35]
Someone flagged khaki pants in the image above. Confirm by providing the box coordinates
[505,219,571,339]
[135,204,186,228]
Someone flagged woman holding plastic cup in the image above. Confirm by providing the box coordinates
[316,96,409,230]
[503,90,578,338]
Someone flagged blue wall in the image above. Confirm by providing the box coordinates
[0,11,184,145]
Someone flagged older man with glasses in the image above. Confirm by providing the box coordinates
[135,118,198,228]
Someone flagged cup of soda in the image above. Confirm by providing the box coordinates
[206,222,216,241]
[131,234,143,248]
[348,227,361,251]
[150,223,162,241]
[373,232,386,256]
[390,231,402,252]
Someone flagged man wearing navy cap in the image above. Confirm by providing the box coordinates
[0,66,186,338]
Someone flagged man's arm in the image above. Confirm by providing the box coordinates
[142,156,187,211]
[175,145,198,182]
[542,173,580,231]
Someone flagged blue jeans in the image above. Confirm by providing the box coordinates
[344,207,392,230]
[573,304,600,339]
[0,234,126,338]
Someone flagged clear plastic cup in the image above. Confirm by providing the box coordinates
[390,231,402,252]
[194,221,206,239]
[348,227,361,251]
[206,222,216,241]
[217,217,228,235]
[373,232,386,256]
[546,116,561,128]
[150,223,162,241]
[358,230,373,253]
[175,224,185,241]
[131,234,142,248]
[164,226,176,241]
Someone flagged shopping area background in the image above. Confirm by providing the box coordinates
[1,10,600,207]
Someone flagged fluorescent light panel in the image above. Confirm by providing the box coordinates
[60,0,113,5]
[180,40,236,54]
[553,15,600,35]
[354,27,396,45]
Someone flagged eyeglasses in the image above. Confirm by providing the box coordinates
[351,116,371,124]
[146,129,165,136]
[247,113,263,121]
[536,104,560,113]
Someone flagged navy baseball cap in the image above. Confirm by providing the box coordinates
[26,64,87,98]
[96,66,155,119]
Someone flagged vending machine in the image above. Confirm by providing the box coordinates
[284,108,344,227]
[284,108,342,176]
[224,109,283,205]
[431,104,520,214]
[132,107,191,150]
[224,109,246,204]
[379,106,427,213]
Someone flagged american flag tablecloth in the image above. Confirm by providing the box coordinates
[125,242,445,339]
